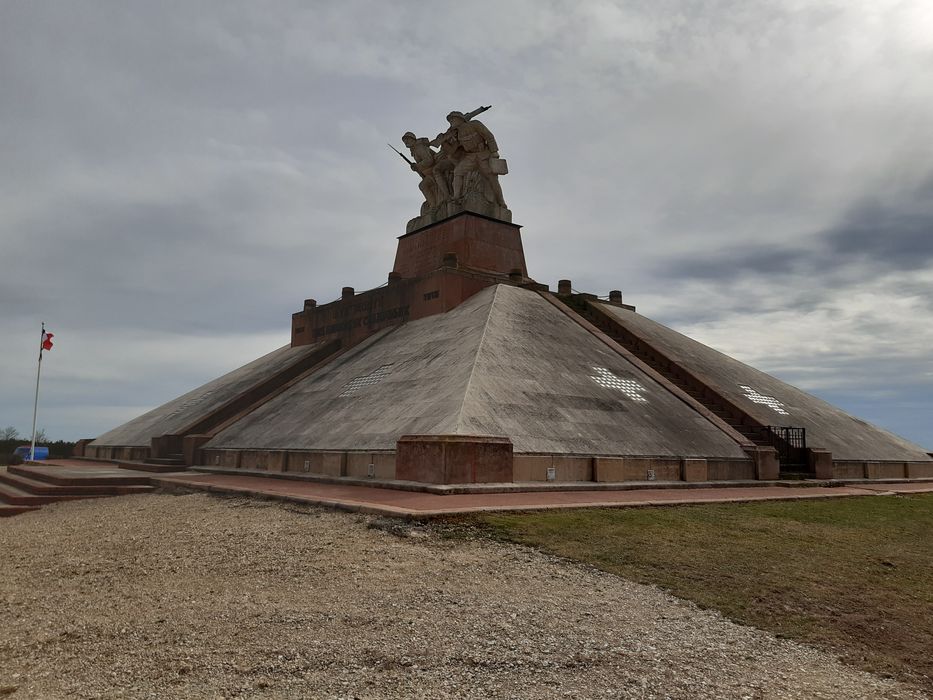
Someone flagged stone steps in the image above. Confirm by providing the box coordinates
[0,470,152,496]
[117,459,187,473]
[145,455,186,466]
[576,300,789,455]
[0,464,157,517]
[0,480,93,506]
[9,464,151,487]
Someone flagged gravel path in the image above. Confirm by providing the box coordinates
[0,493,925,699]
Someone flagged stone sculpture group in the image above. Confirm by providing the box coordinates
[396,106,511,232]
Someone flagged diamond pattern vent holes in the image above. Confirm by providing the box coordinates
[739,385,789,415]
[590,367,648,403]
[338,364,393,397]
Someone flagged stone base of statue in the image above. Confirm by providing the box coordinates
[394,211,526,279]
[406,193,512,234]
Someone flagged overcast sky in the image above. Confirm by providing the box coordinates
[1,0,931,450]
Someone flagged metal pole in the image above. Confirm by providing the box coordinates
[29,323,44,462]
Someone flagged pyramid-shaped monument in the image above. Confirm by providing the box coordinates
[81,107,933,485]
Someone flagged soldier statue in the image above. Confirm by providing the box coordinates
[433,109,506,208]
[401,131,450,210]
[394,105,510,231]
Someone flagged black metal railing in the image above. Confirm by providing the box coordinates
[767,426,807,468]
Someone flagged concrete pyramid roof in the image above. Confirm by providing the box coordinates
[90,342,327,448]
[89,282,929,466]
[598,303,931,462]
[203,284,748,458]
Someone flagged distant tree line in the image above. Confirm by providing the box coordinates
[1,426,76,465]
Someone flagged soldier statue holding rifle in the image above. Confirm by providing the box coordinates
[395,132,450,211]
[391,105,511,233]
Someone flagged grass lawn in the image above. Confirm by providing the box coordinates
[469,494,933,692]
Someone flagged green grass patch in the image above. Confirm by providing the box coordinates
[469,495,933,691]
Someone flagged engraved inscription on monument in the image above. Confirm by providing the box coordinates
[311,303,411,340]
[393,105,512,233]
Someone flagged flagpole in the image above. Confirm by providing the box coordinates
[29,322,44,462]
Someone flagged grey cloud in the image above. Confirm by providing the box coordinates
[821,183,933,269]
[652,170,933,293]
[658,246,810,282]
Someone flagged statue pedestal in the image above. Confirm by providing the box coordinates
[406,198,512,234]
[394,211,526,279]
[291,212,529,350]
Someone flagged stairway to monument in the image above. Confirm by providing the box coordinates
[563,296,808,471]
[135,454,187,472]
[0,464,155,517]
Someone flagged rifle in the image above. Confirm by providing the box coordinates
[464,105,492,120]
[387,143,414,166]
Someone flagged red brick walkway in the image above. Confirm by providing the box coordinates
[153,472,933,518]
[28,460,933,519]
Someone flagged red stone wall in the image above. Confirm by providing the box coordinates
[393,213,526,279]
[396,435,513,484]
[291,268,504,348]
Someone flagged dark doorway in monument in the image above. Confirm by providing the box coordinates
[767,426,808,472]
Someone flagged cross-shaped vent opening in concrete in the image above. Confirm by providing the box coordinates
[739,385,789,415]
[338,364,393,397]
[590,366,648,403]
